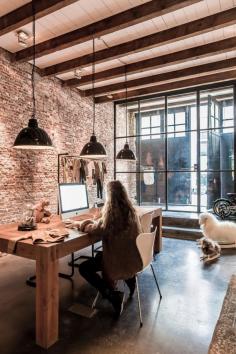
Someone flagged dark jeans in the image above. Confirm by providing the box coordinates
[79,252,135,298]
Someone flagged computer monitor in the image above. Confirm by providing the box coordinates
[58,183,89,219]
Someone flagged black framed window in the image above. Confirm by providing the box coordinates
[114,83,235,213]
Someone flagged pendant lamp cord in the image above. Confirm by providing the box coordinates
[31,0,36,118]
[92,37,95,135]
[125,66,128,143]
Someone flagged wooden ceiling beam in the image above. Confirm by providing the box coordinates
[83,57,236,96]
[94,70,236,103]
[0,0,78,37]
[42,6,236,77]
[14,0,202,62]
[63,36,236,87]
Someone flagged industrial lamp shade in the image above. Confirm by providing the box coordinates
[80,133,107,159]
[14,117,53,150]
[13,1,53,151]
[116,143,135,160]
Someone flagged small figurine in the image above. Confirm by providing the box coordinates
[33,199,51,224]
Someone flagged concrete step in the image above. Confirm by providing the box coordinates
[162,226,202,241]
[163,216,199,229]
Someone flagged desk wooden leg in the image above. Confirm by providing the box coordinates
[36,247,59,349]
[153,215,162,253]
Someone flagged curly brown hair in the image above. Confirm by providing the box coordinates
[102,180,138,234]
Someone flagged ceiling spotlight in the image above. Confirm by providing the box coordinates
[16,30,30,47]
[107,94,113,99]
[74,68,83,79]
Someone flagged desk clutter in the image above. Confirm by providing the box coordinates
[18,199,52,231]
[60,155,107,198]
[7,227,69,254]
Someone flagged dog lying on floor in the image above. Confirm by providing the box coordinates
[199,237,221,263]
[199,212,236,248]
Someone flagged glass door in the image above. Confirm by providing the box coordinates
[166,93,198,212]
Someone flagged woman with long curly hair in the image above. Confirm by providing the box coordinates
[78,180,143,317]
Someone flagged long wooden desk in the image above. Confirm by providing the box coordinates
[0,207,162,349]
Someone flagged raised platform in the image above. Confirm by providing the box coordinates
[162,211,202,240]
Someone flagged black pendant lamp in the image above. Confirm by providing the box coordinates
[116,67,136,161]
[80,37,107,159]
[14,1,53,150]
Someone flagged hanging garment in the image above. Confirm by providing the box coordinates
[94,161,103,198]
[72,158,81,182]
[80,159,87,184]
[61,156,70,183]
[86,161,94,186]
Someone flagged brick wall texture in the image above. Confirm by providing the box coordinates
[0,48,114,223]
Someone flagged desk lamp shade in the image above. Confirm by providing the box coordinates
[116,67,136,161]
[80,38,106,159]
[13,1,53,150]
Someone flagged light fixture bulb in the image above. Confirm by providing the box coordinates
[74,68,82,79]
[16,30,30,47]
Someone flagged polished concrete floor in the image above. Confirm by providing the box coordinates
[0,238,236,354]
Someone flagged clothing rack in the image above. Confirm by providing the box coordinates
[57,153,107,213]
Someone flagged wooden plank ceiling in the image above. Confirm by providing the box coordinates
[1,0,236,103]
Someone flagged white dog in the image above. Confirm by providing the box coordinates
[199,212,236,248]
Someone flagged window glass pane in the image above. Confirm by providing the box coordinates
[168,132,196,171]
[168,126,174,132]
[139,97,165,133]
[200,130,220,171]
[152,127,160,134]
[168,113,174,125]
[215,104,219,119]
[221,128,234,170]
[141,135,150,141]
[175,112,185,124]
[200,87,234,130]
[200,105,208,129]
[140,172,166,206]
[115,137,138,172]
[211,116,214,129]
[167,172,197,212]
[200,171,234,212]
[175,124,185,132]
[115,101,138,137]
[211,101,214,116]
[141,128,150,135]
[223,120,233,128]
[223,105,233,119]
[140,133,165,171]
[142,116,150,128]
[190,106,197,130]
[151,115,160,126]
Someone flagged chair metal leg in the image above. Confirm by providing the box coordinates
[150,263,162,299]
[91,291,100,309]
[68,245,95,268]
[135,275,143,327]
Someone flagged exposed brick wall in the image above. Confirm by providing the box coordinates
[0,48,114,223]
